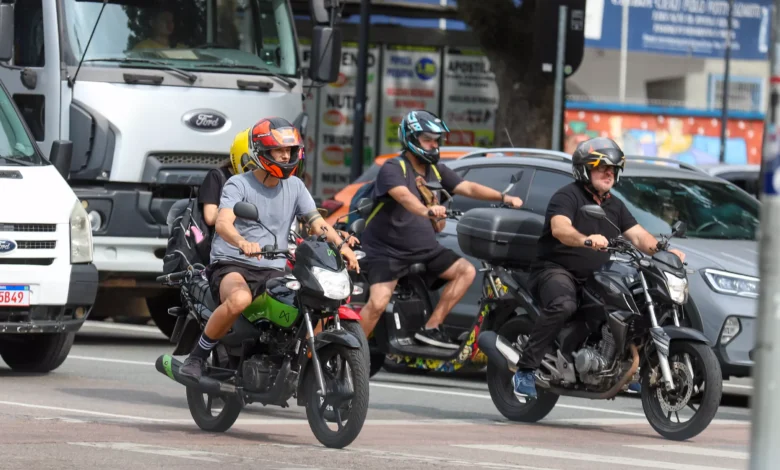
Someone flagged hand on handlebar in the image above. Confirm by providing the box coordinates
[503,195,523,208]
[584,234,610,251]
[426,205,447,219]
[339,245,360,273]
[238,240,262,260]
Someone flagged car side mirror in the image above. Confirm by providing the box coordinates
[671,220,687,238]
[581,204,606,220]
[49,140,73,180]
[308,25,341,83]
[233,202,259,222]
[0,4,14,62]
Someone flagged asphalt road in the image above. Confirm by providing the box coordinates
[0,321,754,470]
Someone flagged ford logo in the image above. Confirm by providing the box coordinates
[0,239,17,254]
[183,110,228,132]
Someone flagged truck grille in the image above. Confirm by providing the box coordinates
[0,258,53,265]
[149,153,228,166]
[0,223,56,232]
[16,241,56,250]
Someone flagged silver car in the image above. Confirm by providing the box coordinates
[430,150,758,380]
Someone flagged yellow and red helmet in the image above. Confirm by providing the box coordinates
[248,117,303,179]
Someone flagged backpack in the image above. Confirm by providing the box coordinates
[347,155,441,226]
[162,169,228,273]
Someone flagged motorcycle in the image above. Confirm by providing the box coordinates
[475,203,723,441]
[349,183,495,378]
[154,201,370,449]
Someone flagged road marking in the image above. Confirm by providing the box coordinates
[723,383,753,390]
[69,442,222,462]
[453,444,741,470]
[80,321,165,334]
[624,444,749,459]
[69,355,156,366]
[547,418,749,426]
[0,401,176,423]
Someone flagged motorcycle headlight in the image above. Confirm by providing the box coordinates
[312,266,351,300]
[703,269,759,298]
[70,200,93,264]
[663,271,688,305]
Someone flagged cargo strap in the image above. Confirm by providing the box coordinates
[365,157,442,226]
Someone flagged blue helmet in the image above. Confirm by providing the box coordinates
[397,110,450,164]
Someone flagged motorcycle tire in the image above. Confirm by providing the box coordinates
[186,351,243,433]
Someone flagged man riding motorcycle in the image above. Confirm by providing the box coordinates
[357,110,523,349]
[179,117,359,380]
[512,137,686,398]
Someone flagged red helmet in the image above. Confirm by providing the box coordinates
[249,117,304,179]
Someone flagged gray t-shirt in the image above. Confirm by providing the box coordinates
[210,172,317,270]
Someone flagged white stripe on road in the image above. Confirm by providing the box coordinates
[453,444,741,470]
[64,354,751,424]
[623,444,748,460]
[69,442,222,462]
[0,401,176,423]
[80,321,165,334]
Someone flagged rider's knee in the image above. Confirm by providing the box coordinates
[558,298,578,318]
[224,289,253,316]
[366,289,391,314]
[459,259,476,282]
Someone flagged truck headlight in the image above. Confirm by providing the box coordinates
[663,272,688,304]
[703,269,759,298]
[70,200,94,263]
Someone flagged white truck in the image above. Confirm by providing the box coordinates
[0,0,342,337]
[0,75,98,372]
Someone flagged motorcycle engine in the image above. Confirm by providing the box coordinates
[242,355,278,393]
[573,324,616,386]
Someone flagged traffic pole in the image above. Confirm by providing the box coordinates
[749,2,780,467]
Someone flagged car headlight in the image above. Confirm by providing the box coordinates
[702,269,759,298]
[70,200,93,263]
[663,271,688,304]
[311,266,351,300]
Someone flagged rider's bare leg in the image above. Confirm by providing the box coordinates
[425,258,476,329]
[358,280,398,337]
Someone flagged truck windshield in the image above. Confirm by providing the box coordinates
[0,87,41,166]
[60,0,297,77]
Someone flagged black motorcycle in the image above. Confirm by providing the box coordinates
[470,204,722,441]
[154,201,370,449]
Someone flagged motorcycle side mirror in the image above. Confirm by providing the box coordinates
[350,218,365,236]
[233,202,260,222]
[357,198,373,218]
[671,220,687,238]
[581,204,606,220]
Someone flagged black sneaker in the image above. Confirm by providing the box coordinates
[414,326,459,350]
[179,355,206,381]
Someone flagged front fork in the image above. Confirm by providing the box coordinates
[304,310,328,396]
[639,272,676,391]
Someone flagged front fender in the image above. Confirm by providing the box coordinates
[314,328,362,350]
[662,325,712,347]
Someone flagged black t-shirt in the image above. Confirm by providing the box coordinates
[198,167,232,210]
[360,155,464,261]
[534,182,638,279]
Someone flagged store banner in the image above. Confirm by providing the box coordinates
[299,40,318,191]
[440,47,498,147]
[379,45,442,155]
[314,43,381,198]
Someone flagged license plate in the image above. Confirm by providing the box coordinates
[0,285,30,306]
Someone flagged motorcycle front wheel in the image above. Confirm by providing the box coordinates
[641,340,722,441]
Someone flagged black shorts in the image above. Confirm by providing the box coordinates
[207,260,285,303]
[362,248,461,290]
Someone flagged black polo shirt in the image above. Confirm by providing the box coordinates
[534,182,638,279]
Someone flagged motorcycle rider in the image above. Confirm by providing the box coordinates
[179,117,359,380]
[512,137,686,398]
[358,110,523,349]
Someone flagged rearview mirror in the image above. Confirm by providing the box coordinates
[671,221,687,238]
[309,25,341,83]
[357,198,373,218]
[350,218,366,236]
[581,204,606,220]
[233,202,259,221]
[49,140,74,180]
[0,4,14,62]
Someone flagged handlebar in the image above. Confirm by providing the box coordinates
[428,209,463,219]
[238,248,290,260]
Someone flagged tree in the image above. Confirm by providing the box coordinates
[456,0,555,149]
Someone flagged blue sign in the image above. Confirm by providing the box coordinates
[585,0,772,61]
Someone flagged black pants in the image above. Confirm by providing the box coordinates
[516,265,584,371]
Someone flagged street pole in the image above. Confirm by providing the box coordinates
[749,2,780,468]
[551,4,567,151]
[350,0,371,183]
[719,0,735,164]
[618,0,629,102]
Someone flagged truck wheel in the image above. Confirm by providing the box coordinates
[0,332,76,373]
[147,290,180,338]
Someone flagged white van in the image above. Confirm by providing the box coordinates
[0,78,97,373]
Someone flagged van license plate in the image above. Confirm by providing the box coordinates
[0,286,30,306]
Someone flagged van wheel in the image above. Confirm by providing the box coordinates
[0,332,76,373]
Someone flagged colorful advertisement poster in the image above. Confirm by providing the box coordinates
[441,47,498,147]
[314,42,381,198]
[379,45,442,155]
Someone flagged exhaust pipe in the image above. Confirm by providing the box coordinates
[477,331,521,372]
[155,354,237,396]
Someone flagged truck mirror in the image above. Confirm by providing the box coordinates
[309,25,341,84]
[0,4,14,62]
[50,140,74,180]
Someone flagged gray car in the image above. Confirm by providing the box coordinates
[428,149,758,380]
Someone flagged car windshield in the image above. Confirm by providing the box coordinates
[61,0,297,77]
[0,87,42,166]
[611,176,760,241]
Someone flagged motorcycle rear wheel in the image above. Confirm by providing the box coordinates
[186,351,243,432]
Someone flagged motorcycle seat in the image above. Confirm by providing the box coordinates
[409,263,426,274]
[191,277,218,318]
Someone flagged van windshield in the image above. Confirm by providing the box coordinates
[0,86,42,166]
[60,0,297,77]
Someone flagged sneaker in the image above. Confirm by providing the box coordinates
[512,370,537,398]
[628,382,641,393]
[179,355,206,381]
[414,326,459,350]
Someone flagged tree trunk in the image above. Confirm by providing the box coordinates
[456,0,556,149]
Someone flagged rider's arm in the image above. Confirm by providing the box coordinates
[378,160,432,217]
[551,215,589,247]
[214,178,248,247]
[623,225,659,256]
[451,180,505,202]
[198,169,224,226]
[388,186,434,217]
[294,179,349,250]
